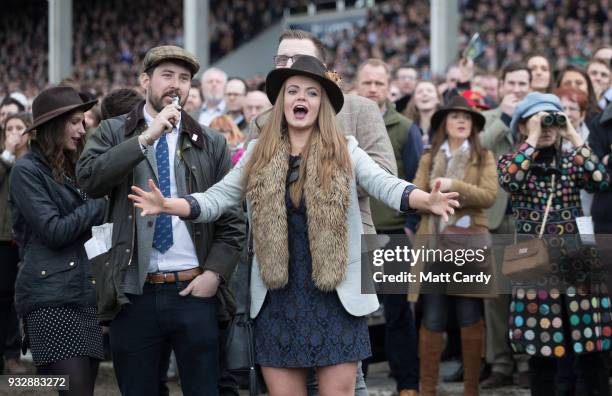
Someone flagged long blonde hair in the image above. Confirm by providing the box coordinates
[244,80,352,206]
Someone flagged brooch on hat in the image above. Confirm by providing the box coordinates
[324,70,342,84]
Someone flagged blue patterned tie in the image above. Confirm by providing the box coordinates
[152,134,173,253]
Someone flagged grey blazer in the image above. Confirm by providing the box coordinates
[190,136,410,318]
[480,106,514,231]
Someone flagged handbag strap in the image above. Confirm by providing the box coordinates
[538,173,556,239]
[245,218,254,322]
[513,173,556,243]
[244,217,258,388]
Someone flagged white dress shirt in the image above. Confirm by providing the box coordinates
[143,107,199,273]
[440,139,470,159]
[198,100,226,126]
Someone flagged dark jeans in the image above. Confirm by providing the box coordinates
[0,301,9,373]
[110,282,219,396]
[529,352,610,396]
[382,293,419,391]
[375,230,419,391]
[0,302,20,374]
[4,304,20,359]
[217,323,240,396]
[421,294,482,332]
[0,241,20,364]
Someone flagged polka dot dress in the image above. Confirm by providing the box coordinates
[25,306,104,366]
[498,142,612,357]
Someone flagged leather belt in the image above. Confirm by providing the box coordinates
[146,267,203,284]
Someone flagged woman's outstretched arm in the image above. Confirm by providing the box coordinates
[129,179,191,217]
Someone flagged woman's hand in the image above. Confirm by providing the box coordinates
[459,57,474,83]
[427,180,460,222]
[3,133,21,154]
[559,112,583,147]
[128,179,166,216]
[430,177,453,192]
[525,112,545,147]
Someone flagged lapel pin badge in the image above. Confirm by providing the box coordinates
[192,134,198,142]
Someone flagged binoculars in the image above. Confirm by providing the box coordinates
[541,112,567,127]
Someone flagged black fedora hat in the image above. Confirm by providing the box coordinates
[25,86,98,134]
[265,55,344,114]
[430,95,486,133]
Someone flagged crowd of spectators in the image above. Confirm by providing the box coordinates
[0,0,286,97]
[322,0,611,84]
[1,0,611,101]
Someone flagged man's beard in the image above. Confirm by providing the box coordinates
[149,90,180,113]
[204,92,224,105]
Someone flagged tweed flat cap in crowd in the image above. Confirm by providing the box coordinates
[142,45,200,76]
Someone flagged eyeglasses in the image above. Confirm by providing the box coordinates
[273,55,302,67]
[288,155,302,184]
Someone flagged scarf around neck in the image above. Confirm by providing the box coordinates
[245,136,352,291]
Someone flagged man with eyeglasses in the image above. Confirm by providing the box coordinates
[224,77,248,131]
[250,28,397,396]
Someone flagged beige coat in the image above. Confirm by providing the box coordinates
[408,149,498,302]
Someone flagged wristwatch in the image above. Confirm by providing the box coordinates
[140,132,154,146]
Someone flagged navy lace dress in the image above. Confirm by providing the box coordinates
[253,158,371,368]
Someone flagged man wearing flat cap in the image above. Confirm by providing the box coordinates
[77,45,244,395]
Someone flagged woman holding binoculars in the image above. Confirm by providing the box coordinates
[497,92,611,395]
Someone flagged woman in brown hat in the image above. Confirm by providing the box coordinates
[409,95,498,396]
[128,55,460,395]
[8,86,105,395]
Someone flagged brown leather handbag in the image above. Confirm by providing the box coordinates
[434,217,497,298]
[438,224,492,268]
[501,174,555,279]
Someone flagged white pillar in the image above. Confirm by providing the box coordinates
[307,3,316,15]
[48,0,73,85]
[430,0,459,77]
[184,0,209,77]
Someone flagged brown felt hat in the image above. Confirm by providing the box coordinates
[25,86,98,134]
[265,55,344,114]
[431,95,486,133]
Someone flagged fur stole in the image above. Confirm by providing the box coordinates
[246,137,352,291]
[429,146,471,230]
[430,145,471,181]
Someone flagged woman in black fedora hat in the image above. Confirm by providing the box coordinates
[128,55,460,395]
[409,95,498,396]
[9,86,106,395]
